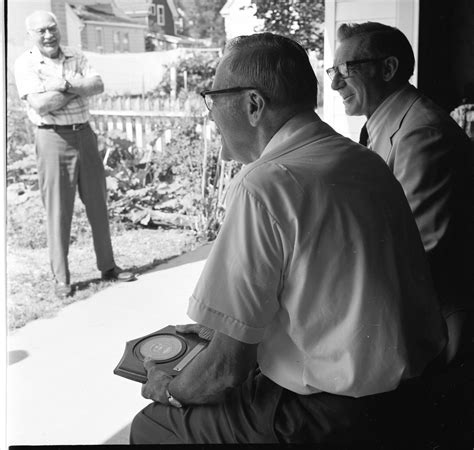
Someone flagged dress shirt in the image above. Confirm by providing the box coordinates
[187,112,447,397]
[14,46,98,125]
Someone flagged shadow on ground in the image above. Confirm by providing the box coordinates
[8,350,29,365]
[103,423,132,445]
[72,242,213,294]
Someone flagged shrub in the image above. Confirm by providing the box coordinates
[154,51,220,96]
[96,116,240,241]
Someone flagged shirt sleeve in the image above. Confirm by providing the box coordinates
[76,51,100,78]
[187,178,286,344]
[14,54,44,99]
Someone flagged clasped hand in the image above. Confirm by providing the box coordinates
[141,323,212,404]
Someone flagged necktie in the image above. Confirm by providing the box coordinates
[359,122,369,146]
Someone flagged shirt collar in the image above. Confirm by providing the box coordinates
[261,110,322,158]
[366,84,410,147]
[29,45,72,62]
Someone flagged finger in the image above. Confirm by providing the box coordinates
[175,323,201,334]
[143,357,156,371]
[141,382,152,400]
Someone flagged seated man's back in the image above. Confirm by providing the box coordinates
[191,113,448,397]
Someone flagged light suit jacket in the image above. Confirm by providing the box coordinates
[369,84,474,313]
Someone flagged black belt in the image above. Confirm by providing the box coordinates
[38,123,88,131]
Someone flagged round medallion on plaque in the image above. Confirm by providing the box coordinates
[137,334,187,362]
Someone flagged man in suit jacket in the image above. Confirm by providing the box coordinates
[328,22,474,362]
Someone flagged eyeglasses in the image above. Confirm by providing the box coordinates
[326,58,387,81]
[200,86,258,111]
[30,25,59,35]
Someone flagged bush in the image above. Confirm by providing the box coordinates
[96,116,240,241]
[154,51,220,96]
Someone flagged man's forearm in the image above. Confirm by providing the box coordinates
[167,332,257,405]
[27,91,78,116]
[67,75,104,97]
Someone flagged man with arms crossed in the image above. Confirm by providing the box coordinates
[329,22,474,362]
[130,33,447,444]
[15,11,132,298]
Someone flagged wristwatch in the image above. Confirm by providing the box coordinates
[166,389,183,408]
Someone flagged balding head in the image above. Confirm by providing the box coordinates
[25,10,58,31]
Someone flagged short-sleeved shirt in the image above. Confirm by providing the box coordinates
[188,112,447,398]
[14,45,99,125]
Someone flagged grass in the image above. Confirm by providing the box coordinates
[6,189,201,331]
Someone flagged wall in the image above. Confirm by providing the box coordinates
[65,3,84,49]
[151,0,175,35]
[84,48,186,94]
[83,23,145,53]
[418,0,474,111]
[323,0,419,141]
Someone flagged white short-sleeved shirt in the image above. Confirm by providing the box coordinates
[14,45,99,125]
[188,112,447,397]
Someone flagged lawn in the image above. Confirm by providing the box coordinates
[6,188,201,331]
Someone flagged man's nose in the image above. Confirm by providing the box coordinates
[330,73,345,91]
[44,29,55,38]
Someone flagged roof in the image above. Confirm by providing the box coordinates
[68,1,143,25]
[165,0,179,19]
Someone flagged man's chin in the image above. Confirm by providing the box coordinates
[41,46,60,58]
[343,103,360,117]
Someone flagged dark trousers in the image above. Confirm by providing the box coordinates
[129,368,455,445]
[35,124,115,284]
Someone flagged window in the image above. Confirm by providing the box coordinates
[157,4,165,25]
[123,32,130,52]
[113,31,121,52]
[149,4,155,15]
[96,27,103,53]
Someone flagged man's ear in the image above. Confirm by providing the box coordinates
[247,91,266,127]
[382,56,399,82]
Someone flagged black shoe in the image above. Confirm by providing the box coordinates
[101,266,136,282]
[54,282,72,298]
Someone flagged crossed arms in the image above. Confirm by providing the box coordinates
[25,75,103,116]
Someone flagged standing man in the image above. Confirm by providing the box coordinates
[328,22,474,362]
[129,33,447,445]
[14,11,129,298]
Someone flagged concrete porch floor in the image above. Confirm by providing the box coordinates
[7,243,211,446]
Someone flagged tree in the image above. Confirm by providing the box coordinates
[177,0,227,48]
[254,0,324,56]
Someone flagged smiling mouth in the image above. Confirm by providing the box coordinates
[342,94,354,103]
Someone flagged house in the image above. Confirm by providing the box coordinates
[7,0,146,54]
[115,0,183,35]
[55,0,147,52]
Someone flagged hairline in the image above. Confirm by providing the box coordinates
[25,11,58,31]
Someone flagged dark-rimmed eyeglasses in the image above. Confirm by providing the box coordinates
[200,86,258,111]
[326,58,387,81]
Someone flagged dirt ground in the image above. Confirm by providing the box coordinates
[6,189,200,331]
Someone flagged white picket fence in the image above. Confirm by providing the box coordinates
[89,93,208,150]
[89,93,226,200]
